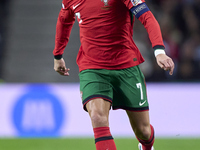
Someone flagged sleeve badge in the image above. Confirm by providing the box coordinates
[131,0,143,6]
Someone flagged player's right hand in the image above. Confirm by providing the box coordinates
[54,58,70,76]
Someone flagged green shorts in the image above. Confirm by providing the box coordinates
[79,66,149,111]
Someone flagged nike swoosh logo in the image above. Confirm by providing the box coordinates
[73,3,81,10]
[139,100,146,106]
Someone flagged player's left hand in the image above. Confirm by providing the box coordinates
[156,54,174,75]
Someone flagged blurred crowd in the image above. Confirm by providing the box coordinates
[0,0,199,82]
[136,0,200,82]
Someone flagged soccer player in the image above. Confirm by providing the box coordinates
[53,0,174,150]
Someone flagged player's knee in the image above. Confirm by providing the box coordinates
[135,125,151,140]
[90,110,109,127]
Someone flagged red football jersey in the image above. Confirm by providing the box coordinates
[53,0,164,72]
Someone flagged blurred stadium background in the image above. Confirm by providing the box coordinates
[0,0,200,150]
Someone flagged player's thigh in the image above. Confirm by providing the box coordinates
[86,98,111,115]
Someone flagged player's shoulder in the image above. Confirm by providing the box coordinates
[122,0,145,9]
[62,0,83,9]
[129,0,145,6]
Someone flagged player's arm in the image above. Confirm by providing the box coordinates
[129,2,174,75]
[53,4,75,76]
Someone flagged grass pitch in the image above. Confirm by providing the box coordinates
[0,138,199,150]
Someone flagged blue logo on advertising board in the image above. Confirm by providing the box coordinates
[12,84,65,137]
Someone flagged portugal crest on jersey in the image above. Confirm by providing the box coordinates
[131,0,143,6]
[101,0,109,6]
[101,0,111,10]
